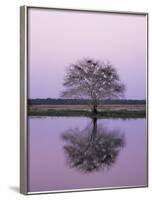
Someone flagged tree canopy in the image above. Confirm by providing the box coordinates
[61,58,125,113]
[61,58,125,100]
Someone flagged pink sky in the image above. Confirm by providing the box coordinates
[28,8,147,99]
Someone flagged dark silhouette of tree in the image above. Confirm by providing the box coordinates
[61,58,125,114]
[61,119,125,173]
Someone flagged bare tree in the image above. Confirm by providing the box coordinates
[61,58,125,114]
[61,119,125,172]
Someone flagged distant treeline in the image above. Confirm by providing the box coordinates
[28,98,146,105]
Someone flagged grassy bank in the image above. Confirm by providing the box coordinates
[28,109,146,118]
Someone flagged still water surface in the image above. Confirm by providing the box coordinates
[28,117,147,192]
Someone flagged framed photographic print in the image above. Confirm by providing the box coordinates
[20,6,148,195]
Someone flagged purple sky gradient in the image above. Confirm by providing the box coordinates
[28,8,147,99]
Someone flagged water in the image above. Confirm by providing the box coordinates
[27,117,147,192]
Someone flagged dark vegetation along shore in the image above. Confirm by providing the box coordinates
[28,98,146,105]
[28,109,146,118]
[28,99,146,118]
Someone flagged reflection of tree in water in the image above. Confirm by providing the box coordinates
[61,118,125,173]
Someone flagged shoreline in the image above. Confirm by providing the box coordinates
[28,109,146,118]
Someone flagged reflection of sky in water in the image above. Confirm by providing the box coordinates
[28,117,147,192]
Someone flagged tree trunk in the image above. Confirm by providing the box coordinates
[92,104,97,114]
